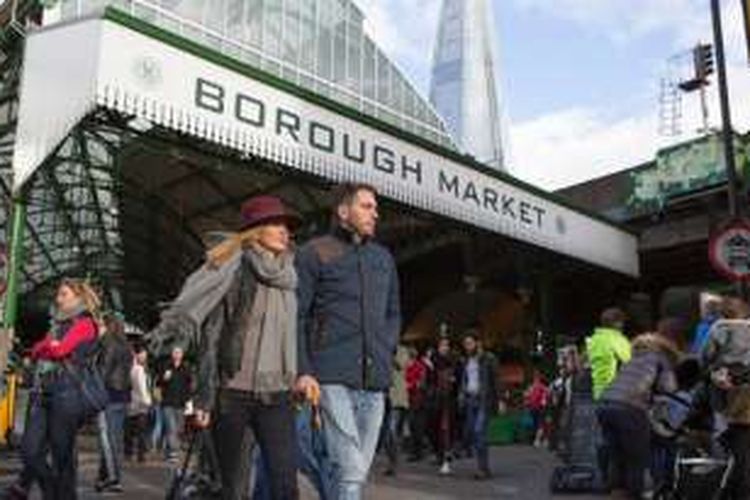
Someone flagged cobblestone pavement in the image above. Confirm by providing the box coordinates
[1,445,602,499]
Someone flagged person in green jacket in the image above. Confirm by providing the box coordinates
[586,308,632,400]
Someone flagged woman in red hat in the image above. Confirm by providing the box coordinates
[149,195,317,500]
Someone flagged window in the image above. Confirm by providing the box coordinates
[264,0,282,58]
[282,0,300,65]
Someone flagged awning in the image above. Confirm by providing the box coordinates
[11,9,639,277]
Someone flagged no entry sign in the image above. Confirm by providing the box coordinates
[709,219,750,281]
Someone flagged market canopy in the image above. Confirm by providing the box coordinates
[11,9,639,278]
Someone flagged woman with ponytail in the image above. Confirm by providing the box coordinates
[20,279,102,500]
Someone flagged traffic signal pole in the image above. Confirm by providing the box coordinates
[711,0,741,218]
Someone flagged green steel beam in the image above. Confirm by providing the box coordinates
[0,173,61,277]
[3,196,26,330]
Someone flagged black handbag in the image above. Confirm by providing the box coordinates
[64,359,109,418]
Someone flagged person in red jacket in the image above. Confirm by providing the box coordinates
[406,348,431,461]
[19,278,101,500]
[524,371,550,448]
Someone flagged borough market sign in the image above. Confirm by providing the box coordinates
[11,10,638,277]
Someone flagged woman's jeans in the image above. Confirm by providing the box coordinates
[385,405,407,469]
[319,385,384,500]
[214,389,298,500]
[22,379,85,500]
[597,401,650,499]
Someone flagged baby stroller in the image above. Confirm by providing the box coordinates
[650,385,734,500]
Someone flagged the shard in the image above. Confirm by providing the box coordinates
[430,0,507,171]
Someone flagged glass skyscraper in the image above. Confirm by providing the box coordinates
[430,0,507,171]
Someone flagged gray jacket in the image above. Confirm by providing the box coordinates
[148,252,276,411]
[601,334,679,412]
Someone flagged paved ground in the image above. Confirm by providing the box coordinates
[0,444,602,499]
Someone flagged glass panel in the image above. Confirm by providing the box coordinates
[204,0,225,32]
[362,38,375,100]
[346,5,362,93]
[299,0,316,73]
[264,0,282,58]
[226,0,245,42]
[333,0,346,83]
[392,72,404,113]
[316,0,333,80]
[376,49,389,104]
[246,0,264,49]
[282,0,300,65]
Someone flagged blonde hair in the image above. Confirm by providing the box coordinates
[206,227,262,268]
[59,278,103,326]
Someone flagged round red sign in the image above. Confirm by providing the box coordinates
[709,219,750,281]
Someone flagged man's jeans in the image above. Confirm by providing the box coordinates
[150,404,165,451]
[463,395,490,473]
[97,402,127,484]
[320,385,384,500]
[163,406,184,458]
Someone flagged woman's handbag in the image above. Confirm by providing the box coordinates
[63,360,109,418]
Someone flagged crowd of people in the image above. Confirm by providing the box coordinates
[391,334,499,479]
[5,183,402,500]
[4,182,750,500]
[562,302,750,500]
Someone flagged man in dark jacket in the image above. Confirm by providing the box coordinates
[459,332,498,480]
[297,183,401,500]
[96,315,132,493]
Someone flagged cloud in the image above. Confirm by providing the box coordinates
[510,108,659,189]
[510,61,750,190]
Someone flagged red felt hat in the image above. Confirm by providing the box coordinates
[240,195,301,231]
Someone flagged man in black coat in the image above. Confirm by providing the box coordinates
[96,315,133,493]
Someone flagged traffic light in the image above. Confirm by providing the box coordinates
[694,43,714,80]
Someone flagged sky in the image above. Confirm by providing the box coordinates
[354,0,750,190]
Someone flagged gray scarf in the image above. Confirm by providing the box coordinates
[240,247,298,392]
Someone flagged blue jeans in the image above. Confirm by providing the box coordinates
[97,402,127,484]
[320,385,384,500]
[150,404,165,450]
[463,395,490,473]
[163,406,184,457]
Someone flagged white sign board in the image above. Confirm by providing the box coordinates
[12,14,639,277]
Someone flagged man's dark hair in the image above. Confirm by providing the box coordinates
[331,182,378,209]
[600,307,626,328]
[463,330,479,342]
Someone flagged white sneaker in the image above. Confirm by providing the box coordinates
[439,462,452,475]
